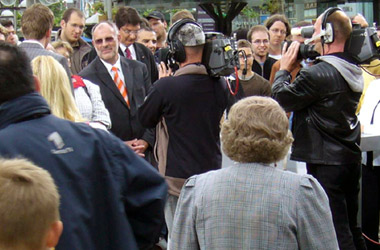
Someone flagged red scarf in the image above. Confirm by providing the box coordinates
[71,75,86,89]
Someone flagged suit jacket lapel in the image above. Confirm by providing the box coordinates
[95,58,129,109]
[121,58,134,107]
[134,43,141,61]
[118,47,124,58]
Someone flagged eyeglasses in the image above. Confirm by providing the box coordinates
[120,29,139,35]
[94,37,115,45]
[238,54,253,59]
[252,39,269,45]
[270,28,287,35]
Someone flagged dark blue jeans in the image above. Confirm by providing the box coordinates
[307,163,367,250]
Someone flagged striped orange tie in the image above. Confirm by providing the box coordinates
[112,66,130,108]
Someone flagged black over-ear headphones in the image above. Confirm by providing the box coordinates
[167,18,203,63]
[321,7,342,45]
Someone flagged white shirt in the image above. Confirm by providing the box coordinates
[119,43,137,60]
[269,54,282,60]
[100,56,126,85]
[359,79,380,165]
[74,79,111,130]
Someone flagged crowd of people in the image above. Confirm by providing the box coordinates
[0,3,379,250]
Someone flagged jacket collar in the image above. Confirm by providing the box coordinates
[174,63,208,76]
[0,92,51,130]
[56,29,90,49]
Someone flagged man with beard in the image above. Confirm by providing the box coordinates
[247,25,277,81]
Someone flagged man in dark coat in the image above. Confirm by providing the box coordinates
[87,7,158,84]
[0,42,167,250]
[272,8,366,250]
[79,21,154,160]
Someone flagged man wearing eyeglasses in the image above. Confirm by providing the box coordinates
[226,39,271,114]
[57,8,92,75]
[87,7,158,84]
[247,25,277,81]
[115,7,158,83]
[79,21,154,163]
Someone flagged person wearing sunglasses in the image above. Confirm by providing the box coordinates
[79,21,155,163]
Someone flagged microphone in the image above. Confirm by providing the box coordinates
[291,25,314,38]
[304,30,327,45]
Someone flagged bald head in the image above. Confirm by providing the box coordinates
[316,10,352,44]
[92,21,120,65]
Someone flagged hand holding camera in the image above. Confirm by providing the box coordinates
[280,41,301,72]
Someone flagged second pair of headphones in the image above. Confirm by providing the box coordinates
[321,7,342,45]
[167,18,203,63]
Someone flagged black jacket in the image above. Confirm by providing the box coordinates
[139,65,228,181]
[272,53,363,165]
[79,56,154,146]
[252,56,277,81]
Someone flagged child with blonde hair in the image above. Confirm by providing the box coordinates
[0,158,62,250]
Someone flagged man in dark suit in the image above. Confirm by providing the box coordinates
[79,21,153,158]
[115,7,158,84]
[87,7,158,84]
[19,4,72,82]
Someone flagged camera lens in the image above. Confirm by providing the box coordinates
[282,41,320,60]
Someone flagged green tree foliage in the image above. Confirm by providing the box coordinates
[49,0,65,27]
[241,6,259,19]
[261,0,284,14]
[92,2,105,15]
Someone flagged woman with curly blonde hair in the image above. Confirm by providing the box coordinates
[31,56,84,122]
[222,96,292,163]
[171,96,338,250]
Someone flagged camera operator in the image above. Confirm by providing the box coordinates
[272,8,366,250]
[138,19,228,239]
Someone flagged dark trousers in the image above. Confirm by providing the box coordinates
[362,164,380,250]
[307,163,367,250]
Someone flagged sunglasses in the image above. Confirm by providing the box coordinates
[94,37,115,45]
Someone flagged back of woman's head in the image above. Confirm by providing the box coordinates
[222,96,293,164]
[31,56,83,122]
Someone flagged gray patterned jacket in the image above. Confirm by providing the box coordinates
[171,162,339,250]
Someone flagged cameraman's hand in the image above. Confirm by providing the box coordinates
[280,41,300,72]
[159,61,172,79]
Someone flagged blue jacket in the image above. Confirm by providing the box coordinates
[0,93,167,250]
